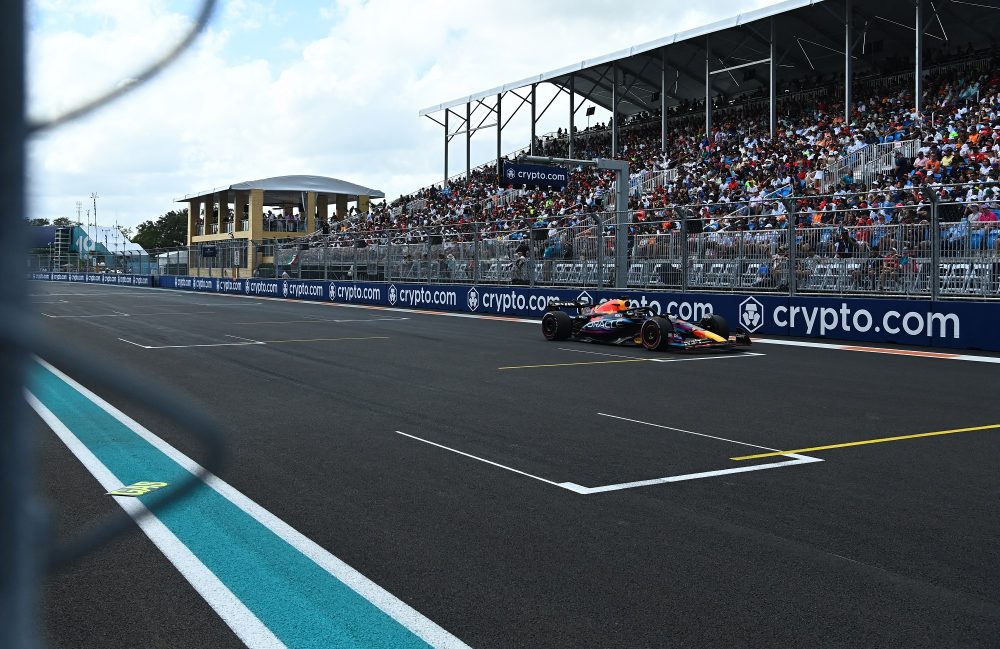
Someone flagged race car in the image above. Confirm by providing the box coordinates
[541,297,751,351]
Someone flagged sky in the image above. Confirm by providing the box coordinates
[26,0,783,230]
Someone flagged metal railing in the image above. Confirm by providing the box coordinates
[820,139,919,191]
[108,186,1000,300]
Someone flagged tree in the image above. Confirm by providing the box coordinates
[132,209,188,251]
[28,217,50,226]
[52,217,78,226]
[115,224,134,240]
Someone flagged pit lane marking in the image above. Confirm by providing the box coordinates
[730,423,1000,461]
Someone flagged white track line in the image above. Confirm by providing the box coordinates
[753,337,1000,364]
[562,454,823,494]
[596,413,782,451]
[26,392,286,649]
[32,360,471,649]
[394,430,587,494]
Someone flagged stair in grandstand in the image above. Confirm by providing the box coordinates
[820,139,918,191]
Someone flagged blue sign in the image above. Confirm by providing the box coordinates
[32,272,153,286]
[501,162,569,190]
[32,273,1000,351]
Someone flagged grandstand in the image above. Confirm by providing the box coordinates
[251,0,1000,299]
[32,0,1000,299]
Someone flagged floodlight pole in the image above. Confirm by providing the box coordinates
[523,155,630,289]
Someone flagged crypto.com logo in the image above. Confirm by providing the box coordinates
[466,287,480,311]
[739,296,764,333]
[388,284,398,306]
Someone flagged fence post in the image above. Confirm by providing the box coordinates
[473,223,480,285]
[928,191,940,301]
[782,198,797,297]
[680,207,690,293]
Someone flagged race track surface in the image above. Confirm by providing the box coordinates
[28,282,1000,648]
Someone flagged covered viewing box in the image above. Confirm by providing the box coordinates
[180,174,384,277]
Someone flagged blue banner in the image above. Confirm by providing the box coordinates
[32,272,152,287]
[30,273,1000,351]
[501,162,569,190]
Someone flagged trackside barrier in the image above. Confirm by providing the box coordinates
[29,272,153,287]
[155,276,999,351]
[30,274,1000,351]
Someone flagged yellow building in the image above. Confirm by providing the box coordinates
[181,175,383,277]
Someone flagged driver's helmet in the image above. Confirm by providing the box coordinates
[593,299,629,315]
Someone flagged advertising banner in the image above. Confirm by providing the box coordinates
[501,162,569,191]
[33,272,153,287]
[51,274,1000,351]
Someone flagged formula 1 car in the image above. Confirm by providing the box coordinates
[541,297,751,351]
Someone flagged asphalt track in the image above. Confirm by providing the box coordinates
[28,281,1000,648]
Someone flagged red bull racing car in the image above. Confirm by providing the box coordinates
[541,297,751,351]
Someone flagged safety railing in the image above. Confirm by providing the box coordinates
[820,139,918,191]
[121,187,1000,300]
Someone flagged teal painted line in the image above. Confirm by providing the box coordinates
[31,362,432,649]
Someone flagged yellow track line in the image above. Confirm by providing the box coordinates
[731,424,1000,460]
[499,358,650,370]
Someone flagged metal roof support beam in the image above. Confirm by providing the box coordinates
[496,92,502,183]
[709,58,771,75]
[617,54,657,109]
[569,75,575,159]
[567,65,612,115]
[609,64,618,155]
[915,0,923,122]
[443,109,449,188]
[770,19,777,138]
[536,83,564,123]
[530,83,537,155]
[445,108,468,143]
[845,0,853,123]
[466,101,471,180]
[661,50,668,154]
[501,90,531,131]
[705,37,712,137]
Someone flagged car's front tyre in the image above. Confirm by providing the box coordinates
[640,316,673,350]
[542,310,573,341]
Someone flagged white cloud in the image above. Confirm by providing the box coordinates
[27,0,782,228]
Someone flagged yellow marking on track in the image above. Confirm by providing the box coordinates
[730,424,1000,460]
[840,346,960,359]
[499,358,651,370]
[258,336,388,344]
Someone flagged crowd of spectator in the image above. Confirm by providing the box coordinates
[279,43,1000,294]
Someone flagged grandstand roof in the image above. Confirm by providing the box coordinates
[180,175,385,203]
[419,0,992,118]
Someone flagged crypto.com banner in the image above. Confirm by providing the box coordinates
[43,274,1000,351]
[30,272,152,287]
[500,162,569,191]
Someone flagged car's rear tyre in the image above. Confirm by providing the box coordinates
[640,316,673,350]
[700,314,730,339]
[542,310,573,341]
